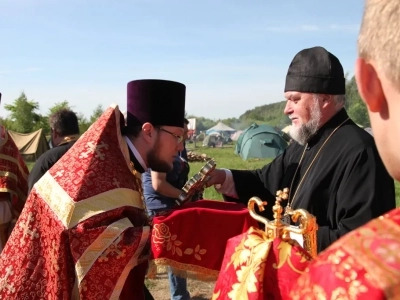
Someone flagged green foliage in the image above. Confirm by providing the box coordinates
[232,75,371,129]
[77,112,91,134]
[3,92,41,133]
[239,101,290,129]
[48,100,72,115]
[345,76,370,127]
[90,104,104,124]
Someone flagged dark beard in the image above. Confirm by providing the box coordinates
[147,137,173,173]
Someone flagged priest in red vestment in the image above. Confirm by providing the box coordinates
[0,123,29,252]
[289,1,400,299]
[0,80,186,300]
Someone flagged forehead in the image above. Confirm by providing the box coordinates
[284,91,303,100]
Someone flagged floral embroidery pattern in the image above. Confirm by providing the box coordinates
[225,227,271,300]
[152,223,207,260]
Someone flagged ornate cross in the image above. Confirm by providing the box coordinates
[98,236,126,262]
[19,213,39,245]
[79,141,109,160]
[54,170,65,178]
[0,266,15,294]
[112,178,120,188]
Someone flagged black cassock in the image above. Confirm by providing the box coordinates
[229,109,395,252]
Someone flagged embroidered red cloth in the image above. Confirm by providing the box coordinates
[0,105,150,300]
[212,227,313,300]
[0,125,29,213]
[148,200,259,280]
[289,208,400,300]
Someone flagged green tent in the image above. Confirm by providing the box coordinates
[237,123,288,160]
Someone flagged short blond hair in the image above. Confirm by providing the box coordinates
[358,0,400,89]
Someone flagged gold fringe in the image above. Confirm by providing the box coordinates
[147,258,219,282]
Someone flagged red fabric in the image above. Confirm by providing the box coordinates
[149,200,259,280]
[120,261,148,300]
[212,227,313,300]
[0,105,150,299]
[0,125,29,213]
[289,208,400,300]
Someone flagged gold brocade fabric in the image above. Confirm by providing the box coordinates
[0,104,150,299]
[212,226,312,300]
[289,208,400,300]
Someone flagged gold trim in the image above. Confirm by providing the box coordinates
[109,226,150,300]
[0,154,28,181]
[114,105,132,172]
[75,218,134,285]
[35,172,144,229]
[342,217,400,298]
[148,258,219,281]
[248,189,318,258]
[0,171,17,181]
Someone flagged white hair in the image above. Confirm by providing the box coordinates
[313,94,346,109]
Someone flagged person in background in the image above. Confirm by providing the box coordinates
[142,118,192,300]
[28,108,80,192]
[0,79,186,300]
[206,46,395,253]
[289,1,400,299]
[0,92,29,252]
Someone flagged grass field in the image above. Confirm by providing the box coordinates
[25,145,400,207]
[187,145,400,207]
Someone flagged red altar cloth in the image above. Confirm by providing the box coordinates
[148,200,259,281]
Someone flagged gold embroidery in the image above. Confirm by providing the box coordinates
[341,217,400,298]
[225,227,272,300]
[75,218,133,284]
[0,171,17,181]
[98,236,126,262]
[19,212,39,245]
[49,240,60,273]
[0,266,15,295]
[109,226,150,300]
[152,223,207,260]
[148,258,219,281]
[35,172,144,229]
[273,239,310,274]
[290,248,369,299]
[0,154,28,180]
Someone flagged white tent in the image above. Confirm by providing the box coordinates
[206,122,235,135]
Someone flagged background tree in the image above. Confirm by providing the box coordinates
[89,104,104,124]
[345,75,370,127]
[77,113,91,134]
[4,92,41,133]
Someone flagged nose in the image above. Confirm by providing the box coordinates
[284,101,293,115]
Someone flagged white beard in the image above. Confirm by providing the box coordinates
[289,99,322,146]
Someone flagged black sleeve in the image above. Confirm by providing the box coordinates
[228,152,287,219]
[28,156,51,193]
[317,146,396,251]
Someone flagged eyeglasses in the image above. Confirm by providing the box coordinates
[159,127,183,143]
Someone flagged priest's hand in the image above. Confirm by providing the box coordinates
[205,169,226,188]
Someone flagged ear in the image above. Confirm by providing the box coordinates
[319,94,332,109]
[141,122,155,143]
[355,58,385,113]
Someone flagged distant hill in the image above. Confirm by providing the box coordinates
[238,101,291,129]
[188,75,370,132]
